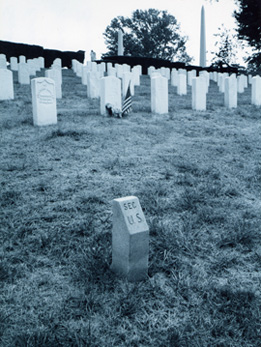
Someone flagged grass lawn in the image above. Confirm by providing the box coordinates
[0,68,260,346]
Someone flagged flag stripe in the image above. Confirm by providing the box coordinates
[122,82,132,115]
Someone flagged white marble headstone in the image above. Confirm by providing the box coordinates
[31,78,57,126]
[251,76,261,106]
[224,76,237,108]
[100,76,121,115]
[192,77,206,111]
[151,74,168,114]
[18,63,30,85]
[0,69,14,100]
[45,69,62,99]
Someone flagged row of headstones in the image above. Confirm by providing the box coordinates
[0,55,64,100]
[72,59,141,99]
[1,59,261,124]
[30,71,142,126]
[148,67,261,111]
[73,62,261,111]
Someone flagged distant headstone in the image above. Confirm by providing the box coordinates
[171,68,178,87]
[76,62,83,77]
[19,55,26,64]
[224,76,237,108]
[38,57,45,69]
[0,69,14,100]
[251,76,261,106]
[177,73,187,95]
[111,196,149,281]
[27,59,36,76]
[115,64,123,79]
[243,74,248,88]
[98,62,106,77]
[131,66,140,86]
[87,71,100,99]
[107,66,116,77]
[10,57,18,71]
[192,77,206,111]
[0,54,7,69]
[100,76,121,115]
[188,70,196,86]
[31,77,57,126]
[199,70,210,90]
[52,58,62,68]
[237,75,245,93]
[151,74,168,114]
[45,69,62,99]
[18,63,30,84]
[123,64,131,73]
[218,74,226,93]
[81,66,88,85]
[148,66,156,76]
[90,50,96,62]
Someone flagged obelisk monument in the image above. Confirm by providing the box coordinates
[200,5,206,67]
[118,29,124,56]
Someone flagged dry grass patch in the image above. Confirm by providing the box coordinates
[0,70,260,346]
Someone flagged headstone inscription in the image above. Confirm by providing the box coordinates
[111,196,149,281]
[31,78,57,126]
[0,69,14,100]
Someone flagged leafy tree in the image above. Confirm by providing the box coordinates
[102,9,192,63]
[207,0,261,70]
[234,0,261,70]
[211,25,239,65]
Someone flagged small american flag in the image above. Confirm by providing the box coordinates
[122,82,132,115]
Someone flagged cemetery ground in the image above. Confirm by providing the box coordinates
[0,69,261,347]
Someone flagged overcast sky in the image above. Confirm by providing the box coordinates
[0,0,246,65]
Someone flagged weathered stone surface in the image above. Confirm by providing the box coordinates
[31,77,57,126]
[111,196,149,281]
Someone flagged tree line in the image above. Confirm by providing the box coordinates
[102,0,260,72]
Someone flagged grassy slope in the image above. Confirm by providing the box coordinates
[0,69,260,347]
